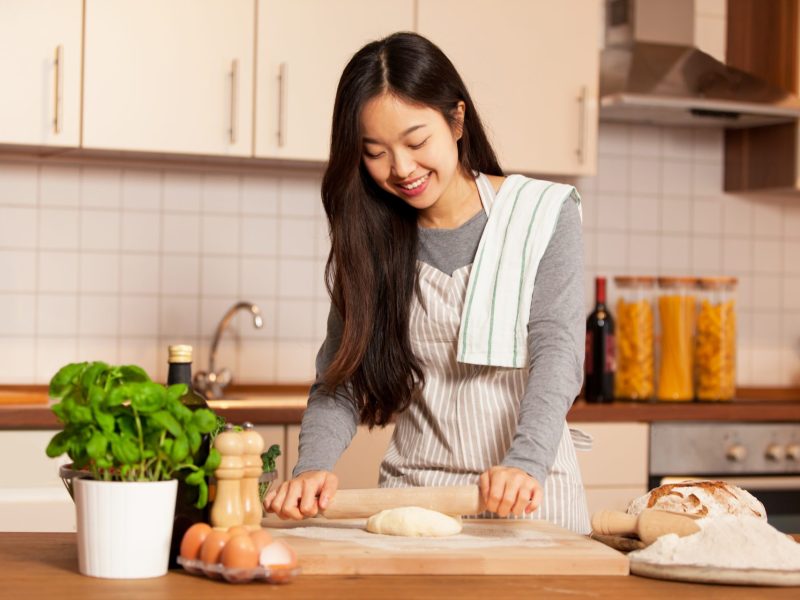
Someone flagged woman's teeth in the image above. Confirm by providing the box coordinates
[399,173,429,190]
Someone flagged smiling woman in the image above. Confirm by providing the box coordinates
[263,32,590,535]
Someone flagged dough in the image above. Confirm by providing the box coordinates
[366,506,462,537]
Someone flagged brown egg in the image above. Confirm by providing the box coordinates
[179,522,212,561]
[260,539,298,583]
[199,529,231,565]
[249,528,273,554]
[227,525,249,537]
[221,533,259,570]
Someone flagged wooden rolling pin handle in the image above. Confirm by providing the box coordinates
[591,510,638,537]
[591,509,701,546]
[321,485,485,519]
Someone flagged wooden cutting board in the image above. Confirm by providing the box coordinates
[264,517,629,576]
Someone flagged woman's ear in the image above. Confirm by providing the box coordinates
[452,101,466,141]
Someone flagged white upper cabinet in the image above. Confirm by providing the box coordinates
[0,0,82,147]
[82,0,254,156]
[255,0,414,161]
[417,0,601,176]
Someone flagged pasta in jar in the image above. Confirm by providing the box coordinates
[657,277,697,401]
[613,277,655,400]
[695,277,737,401]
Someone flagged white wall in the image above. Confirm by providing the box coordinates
[0,121,799,387]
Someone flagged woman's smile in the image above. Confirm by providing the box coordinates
[395,171,432,196]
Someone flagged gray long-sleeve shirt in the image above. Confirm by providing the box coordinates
[293,195,585,485]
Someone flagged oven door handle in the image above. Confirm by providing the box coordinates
[659,476,800,491]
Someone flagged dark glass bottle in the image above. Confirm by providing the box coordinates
[166,344,210,569]
[585,277,616,403]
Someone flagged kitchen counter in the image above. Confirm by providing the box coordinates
[4,532,799,599]
[1,387,798,429]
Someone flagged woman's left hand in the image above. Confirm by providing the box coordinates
[479,466,542,517]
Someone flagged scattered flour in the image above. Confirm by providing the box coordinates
[630,515,800,570]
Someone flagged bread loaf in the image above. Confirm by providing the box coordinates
[627,480,767,520]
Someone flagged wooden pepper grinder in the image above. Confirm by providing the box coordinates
[240,422,265,530]
[210,424,244,530]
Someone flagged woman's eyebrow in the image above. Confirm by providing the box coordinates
[363,124,427,144]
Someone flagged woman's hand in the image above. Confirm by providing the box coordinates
[263,470,339,520]
[479,466,542,517]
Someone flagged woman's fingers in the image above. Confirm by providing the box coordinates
[279,479,305,520]
[318,473,339,510]
[526,484,543,514]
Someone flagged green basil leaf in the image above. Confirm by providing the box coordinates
[69,404,93,425]
[162,438,174,457]
[130,382,166,414]
[194,479,209,509]
[203,448,221,473]
[111,435,140,464]
[45,430,71,457]
[117,414,137,438]
[92,405,115,435]
[186,428,201,454]
[107,384,132,407]
[192,409,218,434]
[167,397,193,424]
[96,456,112,470]
[49,363,86,397]
[185,469,205,486]
[119,365,150,383]
[86,431,108,460]
[81,362,109,391]
[50,400,66,423]
[166,383,187,403]
[150,410,182,437]
[171,433,189,463]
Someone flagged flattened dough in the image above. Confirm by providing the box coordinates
[366,506,462,537]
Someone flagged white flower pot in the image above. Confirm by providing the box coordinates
[74,478,178,579]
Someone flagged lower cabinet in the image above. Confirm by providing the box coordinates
[569,422,650,516]
[0,431,74,532]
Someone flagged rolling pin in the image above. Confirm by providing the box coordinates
[320,485,485,519]
[591,509,701,545]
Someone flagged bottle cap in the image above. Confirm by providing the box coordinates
[168,344,193,363]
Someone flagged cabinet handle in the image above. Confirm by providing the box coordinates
[53,45,63,135]
[277,62,287,147]
[229,59,239,144]
[576,86,588,164]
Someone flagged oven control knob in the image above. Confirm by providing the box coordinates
[726,444,747,462]
[765,444,785,461]
[786,444,800,461]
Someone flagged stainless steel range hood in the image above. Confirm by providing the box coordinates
[600,0,800,128]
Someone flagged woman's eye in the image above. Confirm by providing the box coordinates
[410,137,429,150]
[363,149,385,159]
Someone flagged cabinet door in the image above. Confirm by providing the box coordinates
[0,0,82,147]
[286,424,395,489]
[83,0,254,156]
[417,0,600,176]
[255,0,414,160]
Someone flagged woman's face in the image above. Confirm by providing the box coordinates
[360,93,464,211]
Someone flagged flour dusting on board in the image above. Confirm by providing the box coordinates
[276,521,555,551]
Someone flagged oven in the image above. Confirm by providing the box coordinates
[649,422,800,533]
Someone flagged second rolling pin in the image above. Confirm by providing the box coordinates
[591,508,701,545]
[320,485,486,519]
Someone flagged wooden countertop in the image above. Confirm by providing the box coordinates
[1,385,798,429]
[5,533,799,599]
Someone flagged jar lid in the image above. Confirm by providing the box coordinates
[614,276,657,286]
[657,276,698,288]
[697,276,738,289]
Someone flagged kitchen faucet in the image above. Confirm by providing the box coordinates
[194,301,263,399]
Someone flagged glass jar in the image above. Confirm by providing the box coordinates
[694,277,737,401]
[613,276,656,401]
[656,277,697,402]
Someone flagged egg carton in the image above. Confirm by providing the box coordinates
[177,556,301,584]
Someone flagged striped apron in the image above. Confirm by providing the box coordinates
[378,184,591,534]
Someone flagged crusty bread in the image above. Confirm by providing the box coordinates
[627,480,767,520]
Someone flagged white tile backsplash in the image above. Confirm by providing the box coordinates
[1,121,800,385]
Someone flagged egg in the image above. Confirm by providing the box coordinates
[221,533,259,570]
[179,522,212,562]
[227,525,249,537]
[260,539,298,584]
[249,528,273,554]
[199,529,230,565]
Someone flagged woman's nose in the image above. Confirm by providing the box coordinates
[391,151,416,180]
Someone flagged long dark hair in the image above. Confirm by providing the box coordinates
[321,32,503,428]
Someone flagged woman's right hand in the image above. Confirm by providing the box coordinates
[262,470,339,520]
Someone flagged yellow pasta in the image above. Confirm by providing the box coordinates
[695,299,736,401]
[657,294,695,401]
[614,298,654,400]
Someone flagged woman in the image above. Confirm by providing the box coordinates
[264,32,590,533]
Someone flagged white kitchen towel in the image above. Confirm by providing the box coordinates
[457,174,582,368]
